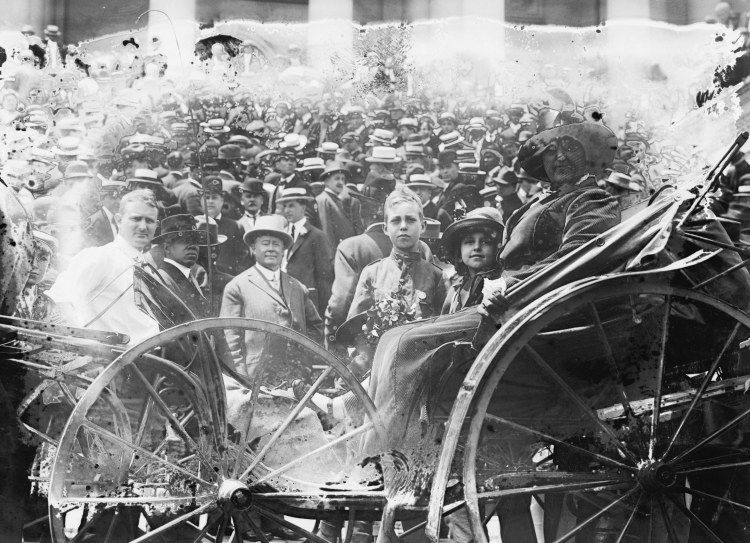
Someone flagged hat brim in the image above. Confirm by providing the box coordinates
[203,127,231,134]
[406,182,440,192]
[334,311,368,346]
[152,229,226,245]
[518,122,618,183]
[365,156,402,163]
[441,217,504,262]
[243,229,293,248]
[276,195,314,204]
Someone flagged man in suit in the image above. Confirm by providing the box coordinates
[220,214,323,378]
[316,161,363,250]
[406,173,453,231]
[277,187,334,315]
[84,178,126,247]
[152,214,210,320]
[237,178,267,233]
[200,175,251,277]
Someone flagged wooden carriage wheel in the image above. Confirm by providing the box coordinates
[48,318,386,543]
[428,274,750,543]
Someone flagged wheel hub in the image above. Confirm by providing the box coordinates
[218,479,253,510]
[637,461,676,493]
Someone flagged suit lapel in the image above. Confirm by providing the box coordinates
[246,267,287,307]
[287,230,307,261]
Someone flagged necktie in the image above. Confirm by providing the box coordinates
[290,224,296,242]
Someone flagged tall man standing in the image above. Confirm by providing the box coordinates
[278,187,334,315]
[48,189,160,345]
[316,161,363,249]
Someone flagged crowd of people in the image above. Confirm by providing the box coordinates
[5,20,750,543]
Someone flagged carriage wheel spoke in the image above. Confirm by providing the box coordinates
[102,506,123,543]
[254,504,332,543]
[588,303,646,458]
[132,411,196,477]
[665,493,725,543]
[187,513,222,543]
[250,422,373,486]
[68,508,107,543]
[657,497,680,543]
[399,500,466,539]
[79,419,214,487]
[551,487,639,543]
[239,367,333,481]
[649,296,671,461]
[671,401,750,465]
[240,510,271,543]
[678,459,750,474]
[129,502,215,543]
[485,413,635,471]
[214,513,230,543]
[614,492,642,543]
[524,345,638,465]
[131,364,216,469]
[661,323,741,461]
[58,380,79,407]
[232,373,264,478]
[675,485,750,514]
[477,479,634,500]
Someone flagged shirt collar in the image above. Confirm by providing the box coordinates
[164,258,192,279]
[255,263,281,282]
[102,207,115,221]
[215,213,222,221]
[324,188,341,198]
[113,235,146,259]
[292,217,306,230]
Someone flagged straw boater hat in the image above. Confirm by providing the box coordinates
[275,187,314,205]
[365,146,402,164]
[441,207,504,265]
[127,168,162,189]
[279,133,308,152]
[406,173,440,193]
[316,141,340,155]
[201,118,231,134]
[297,157,326,172]
[367,129,396,147]
[243,214,293,248]
[517,121,618,183]
[32,230,58,254]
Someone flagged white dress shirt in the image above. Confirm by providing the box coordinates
[254,263,281,290]
[47,235,159,345]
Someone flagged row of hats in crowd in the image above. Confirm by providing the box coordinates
[0,27,666,260]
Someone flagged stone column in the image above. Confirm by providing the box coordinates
[307,0,354,71]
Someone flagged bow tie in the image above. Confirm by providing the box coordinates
[391,250,421,270]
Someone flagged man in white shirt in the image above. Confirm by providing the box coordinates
[48,189,160,345]
[220,214,322,378]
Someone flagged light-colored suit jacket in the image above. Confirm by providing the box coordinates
[220,266,323,377]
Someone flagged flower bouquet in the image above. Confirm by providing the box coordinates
[361,278,421,345]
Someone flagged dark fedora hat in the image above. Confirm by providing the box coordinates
[517,121,618,183]
[153,214,210,244]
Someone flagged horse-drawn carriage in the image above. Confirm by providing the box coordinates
[3,143,750,543]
